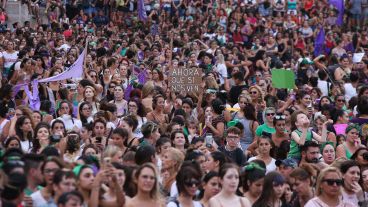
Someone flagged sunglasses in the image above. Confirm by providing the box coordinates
[322,179,343,186]
[266,113,275,116]
[184,179,200,187]
[275,115,285,119]
[250,91,258,94]
[336,99,345,102]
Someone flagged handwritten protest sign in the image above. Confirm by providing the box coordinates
[169,67,202,92]
[271,69,295,89]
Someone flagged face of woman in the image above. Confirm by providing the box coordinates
[343,166,360,190]
[111,133,124,148]
[204,176,220,197]
[37,127,50,141]
[205,107,213,117]
[283,111,291,122]
[283,183,293,202]
[275,120,286,133]
[84,88,95,99]
[293,178,310,196]
[321,172,343,197]
[173,133,186,148]
[346,128,360,144]
[128,102,138,114]
[249,88,260,100]
[321,98,331,106]
[94,122,106,137]
[273,182,285,199]
[120,120,132,133]
[21,118,32,132]
[32,113,42,125]
[356,150,368,166]
[184,177,200,197]
[59,103,70,116]
[114,87,124,99]
[120,66,127,76]
[155,97,165,110]
[221,168,239,193]
[111,151,123,164]
[338,112,349,123]
[7,139,20,149]
[43,162,60,185]
[84,148,97,156]
[362,170,368,191]
[238,97,248,109]
[79,168,95,190]
[81,104,92,117]
[258,138,271,155]
[137,167,156,193]
[162,151,174,169]
[115,169,126,187]
[249,178,264,197]
[265,110,275,123]
[53,123,65,135]
[205,156,218,172]
[301,95,312,107]
[322,144,335,164]
[159,142,171,155]
[152,70,159,80]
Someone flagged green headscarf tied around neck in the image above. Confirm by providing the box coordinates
[244,162,266,172]
[227,119,239,128]
[320,141,335,153]
[345,123,361,135]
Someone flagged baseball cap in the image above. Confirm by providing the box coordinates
[275,158,298,168]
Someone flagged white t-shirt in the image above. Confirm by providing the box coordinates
[3,51,18,68]
[215,63,228,85]
[305,197,355,207]
[344,83,357,101]
[20,140,32,153]
[52,115,82,131]
[248,157,277,174]
[167,201,202,207]
[317,79,329,97]
[31,190,47,207]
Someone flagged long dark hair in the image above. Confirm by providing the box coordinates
[243,103,257,121]
[253,171,285,207]
[15,116,33,142]
[31,122,50,153]
[79,102,92,124]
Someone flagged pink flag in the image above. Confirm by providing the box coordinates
[39,48,87,83]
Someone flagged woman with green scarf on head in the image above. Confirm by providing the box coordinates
[336,124,365,159]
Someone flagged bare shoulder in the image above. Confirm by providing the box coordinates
[125,197,136,207]
[240,197,252,207]
[208,196,220,207]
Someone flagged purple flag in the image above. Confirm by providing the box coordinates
[39,48,87,83]
[138,0,147,22]
[24,79,40,110]
[138,70,147,84]
[329,0,344,26]
[314,27,325,57]
[124,84,133,101]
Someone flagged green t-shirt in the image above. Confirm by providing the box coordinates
[288,129,313,158]
[255,124,276,137]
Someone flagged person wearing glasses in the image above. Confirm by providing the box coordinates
[271,113,289,159]
[248,107,276,155]
[218,127,247,166]
[167,161,202,207]
[305,167,355,207]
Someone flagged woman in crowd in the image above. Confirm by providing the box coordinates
[336,124,364,159]
[321,142,336,165]
[31,122,51,153]
[200,171,220,207]
[208,163,251,207]
[242,162,266,205]
[248,136,276,173]
[253,171,285,207]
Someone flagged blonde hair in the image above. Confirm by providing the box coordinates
[83,86,97,101]
[249,85,264,100]
[134,163,163,202]
[205,76,219,90]
[142,81,155,99]
[103,145,122,159]
[167,147,185,169]
[315,167,342,196]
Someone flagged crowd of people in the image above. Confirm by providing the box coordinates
[0,0,367,206]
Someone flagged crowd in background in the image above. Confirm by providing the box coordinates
[0,0,367,206]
